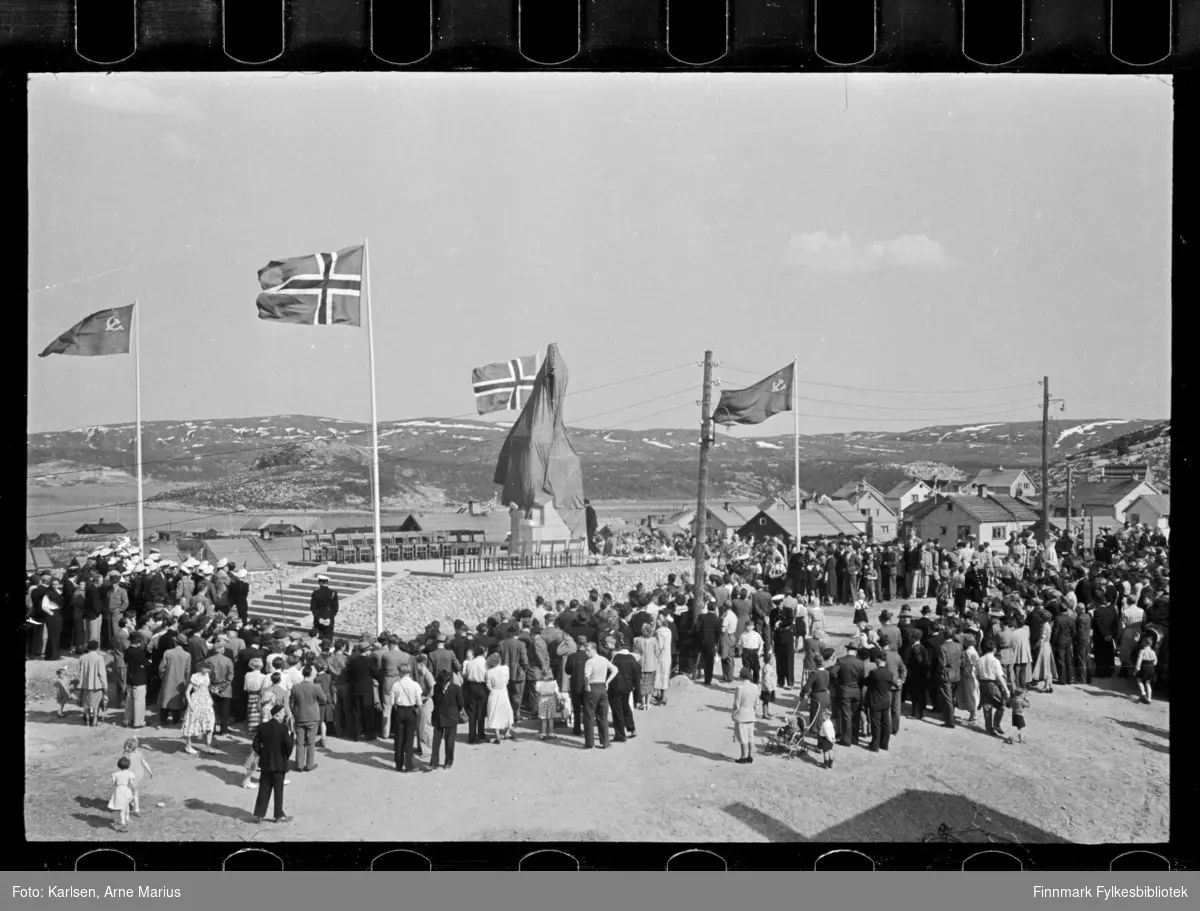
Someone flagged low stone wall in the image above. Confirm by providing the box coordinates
[339,560,692,638]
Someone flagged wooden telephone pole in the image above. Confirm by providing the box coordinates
[1040,375,1050,544]
[1065,463,1073,545]
[692,350,714,620]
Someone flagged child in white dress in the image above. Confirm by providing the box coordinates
[107,757,137,832]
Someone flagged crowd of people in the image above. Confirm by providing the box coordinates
[27,520,1168,829]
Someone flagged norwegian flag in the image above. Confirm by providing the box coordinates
[472,355,537,415]
[256,245,363,326]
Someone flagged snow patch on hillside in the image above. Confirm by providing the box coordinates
[392,420,500,431]
[755,441,782,450]
[643,439,673,450]
[1056,420,1129,446]
[603,434,624,443]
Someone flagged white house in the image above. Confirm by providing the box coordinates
[969,467,1038,499]
[906,491,1040,551]
[884,478,933,517]
[1125,494,1169,532]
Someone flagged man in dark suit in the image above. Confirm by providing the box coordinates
[831,643,867,747]
[1051,605,1076,686]
[250,704,294,823]
[608,635,641,742]
[585,499,599,554]
[309,575,339,643]
[696,603,722,686]
[228,569,251,624]
[346,645,380,740]
[938,634,963,728]
[1091,598,1120,677]
[1074,603,1094,685]
[498,626,529,721]
[564,636,590,737]
[864,650,895,752]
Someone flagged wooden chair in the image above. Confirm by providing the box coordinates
[358,534,377,563]
[400,534,416,561]
[413,535,430,560]
[427,533,445,560]
[301,537,314,563]
[333,534,353,564]
[383,534,400,562]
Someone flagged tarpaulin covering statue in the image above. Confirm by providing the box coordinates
[493,343,586,512]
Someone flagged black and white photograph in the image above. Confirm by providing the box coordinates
[26,72,1170,844]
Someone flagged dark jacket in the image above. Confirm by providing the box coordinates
[432,681,465,728]
[565,650,590,695]
[83,582,104,621]
[290,680,328,725]
[346,655,378,698]
[1050,611,1076,650]
[831,655,867,699]
[939,640,963,682]
[310,587,339,622]
[498,636,529,684]
[865,666,895,709]
[696,612,722,648]
[124,645,150,687]
[252,716,294,772]
[228,578,250,612]
[609,651,641,698]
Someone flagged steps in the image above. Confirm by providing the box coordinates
[249,565,399,633]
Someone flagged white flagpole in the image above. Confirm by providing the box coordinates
[363,239,384,637]
[793,356,801,548]
[135,301,144,557]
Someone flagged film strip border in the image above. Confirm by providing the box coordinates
[23,845,1185,871]
[1,0,1193,69]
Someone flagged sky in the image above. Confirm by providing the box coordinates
[28,73,1172,437]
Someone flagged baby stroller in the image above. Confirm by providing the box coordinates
[764,703,821,759]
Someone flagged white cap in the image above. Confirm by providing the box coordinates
[216,558,228,568]
[233,569,248,579]
[316,574,330,582]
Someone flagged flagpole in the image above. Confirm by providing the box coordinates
[793,355,801,548]
[135,301,144,557]
[364,239,384,637]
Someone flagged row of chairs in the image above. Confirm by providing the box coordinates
[302,533,483,564]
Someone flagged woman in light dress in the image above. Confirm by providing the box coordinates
[180,664,215,754]
[243,658,267,733]
[653,616,672,706]
[957,630,981,726]
[483,653,514,743]
[631,623,657,711]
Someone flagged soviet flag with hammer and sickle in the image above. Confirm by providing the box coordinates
[711,362,795,426]
[39,304,135,357]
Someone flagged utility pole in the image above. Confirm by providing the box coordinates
[1065,464,1073,547]
[693,350,714,621]
[1040,375,1050,544]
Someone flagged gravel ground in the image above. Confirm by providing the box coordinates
[25,598,1168,844]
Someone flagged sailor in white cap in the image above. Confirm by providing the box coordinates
[145,556,168,609]
[310,573,339,643]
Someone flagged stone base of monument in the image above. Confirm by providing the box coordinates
[508,501,573,558]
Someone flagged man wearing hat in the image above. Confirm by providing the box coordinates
[309,575,339,644]
[831,642,867,747]
[105,570,130,650]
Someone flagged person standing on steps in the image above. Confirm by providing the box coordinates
[310,574,339,645]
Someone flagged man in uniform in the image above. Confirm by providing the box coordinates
[585,499,599,554]
[309,574,339,644]
[1091,596,1120,678]
[831,642,867,747]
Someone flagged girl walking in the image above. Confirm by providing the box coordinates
[760,651,777,720]
[107,757,137,832]
[535,667,560,740]
[121,737,153,817]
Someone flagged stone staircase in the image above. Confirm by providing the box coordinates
[248,565,399,633]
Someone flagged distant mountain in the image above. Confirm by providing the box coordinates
[27,414,1163,510]
[1032,420,1171,493]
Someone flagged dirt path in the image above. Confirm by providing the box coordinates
[25,601,1169,844]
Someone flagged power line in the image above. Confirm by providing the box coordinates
[785,394,1035,413]
[720,364,1034,396]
